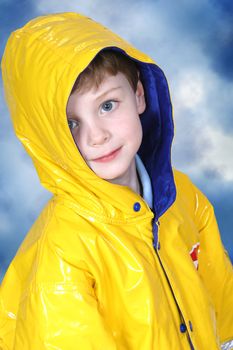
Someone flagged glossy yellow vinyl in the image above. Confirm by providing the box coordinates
[1,12,233,349]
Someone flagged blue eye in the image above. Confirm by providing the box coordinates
[68,119,79,130]
[101,100,115,112]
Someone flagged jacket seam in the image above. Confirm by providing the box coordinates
[57,199,154,225]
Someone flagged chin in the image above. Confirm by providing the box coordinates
[102,173,124,182]
[97,168,127,183]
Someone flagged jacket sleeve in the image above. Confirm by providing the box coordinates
[192,182,233,347]
[0,260,117,350]
[12,272,117,350]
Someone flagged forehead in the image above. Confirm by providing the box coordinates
[80,72,131,96]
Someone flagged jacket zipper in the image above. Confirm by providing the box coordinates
[152,219,195,350]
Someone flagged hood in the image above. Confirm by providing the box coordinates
[1,12,175,221]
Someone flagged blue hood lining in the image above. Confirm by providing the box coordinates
[138,61,176,218]
[102,47,176,219]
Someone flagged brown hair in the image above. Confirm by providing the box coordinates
[71,50,139,94]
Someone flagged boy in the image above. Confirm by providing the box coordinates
[1,12,233,350]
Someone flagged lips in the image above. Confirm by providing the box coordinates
[92,147,122,162]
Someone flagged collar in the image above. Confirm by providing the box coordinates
[135,154,153,208]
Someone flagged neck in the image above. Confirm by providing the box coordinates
[108,159,141,195]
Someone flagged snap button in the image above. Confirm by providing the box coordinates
[189,320,193,332]
[133,202,141,212]
[180,323,187,333]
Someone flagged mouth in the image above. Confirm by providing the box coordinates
[92,147,122,163]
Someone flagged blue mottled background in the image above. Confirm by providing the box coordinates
[1,0,233,282]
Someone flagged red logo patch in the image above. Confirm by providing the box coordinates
[189,242,200,269]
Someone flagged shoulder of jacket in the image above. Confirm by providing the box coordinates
[11,196,96,291]
[173,168,210,202]
[173,168,193,187]
[173,168,195,199]
[172,168,213,220]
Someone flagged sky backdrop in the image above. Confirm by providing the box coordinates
[0,0,233,282]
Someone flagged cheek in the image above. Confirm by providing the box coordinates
[119,118,142,149]
[135,123,143,148]
[71,130,85,157]
[129,117,143,142]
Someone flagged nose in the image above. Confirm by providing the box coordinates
[87,122,110,147]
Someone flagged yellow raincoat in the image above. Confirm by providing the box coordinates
[1,12,233,350]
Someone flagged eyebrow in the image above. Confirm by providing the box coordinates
[95,86,122,101]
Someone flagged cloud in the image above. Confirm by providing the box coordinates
[201,127,233,181]
[171,65,233,181]
[191,126,233,181]
[202,0,233,80]
[0,211,13,238]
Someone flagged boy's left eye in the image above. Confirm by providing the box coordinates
[101,100,117,113]
[68,119,79,131]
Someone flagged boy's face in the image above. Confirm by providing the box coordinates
[66,72,146,186]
